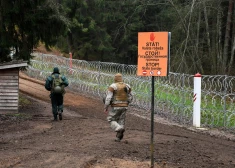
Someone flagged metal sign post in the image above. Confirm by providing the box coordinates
[137,32,171,168]
[150,76,155,168]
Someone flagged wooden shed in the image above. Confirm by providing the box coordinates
[0,61,28,113]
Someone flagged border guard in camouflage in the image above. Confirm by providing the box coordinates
[45,67,69,121]
[104,73,132,142]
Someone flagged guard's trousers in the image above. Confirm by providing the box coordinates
[50,93,64,118]
[107,107,127,132]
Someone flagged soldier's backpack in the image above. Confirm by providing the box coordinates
[51,74,64,94]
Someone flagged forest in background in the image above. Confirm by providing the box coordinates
[0,0,235,75]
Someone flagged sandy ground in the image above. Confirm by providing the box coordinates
[0,72,235,168]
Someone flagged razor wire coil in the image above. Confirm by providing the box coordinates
[25,53,235,131]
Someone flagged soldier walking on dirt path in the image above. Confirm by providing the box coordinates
[45,67,69,121]
[104,73,132,142]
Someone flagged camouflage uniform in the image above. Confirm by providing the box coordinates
[45,67,69,121]
[104,73,132,142]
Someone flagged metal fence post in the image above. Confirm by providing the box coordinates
[223,75,227,127]
[122,64,125,74]
[98,61,101,95]
[182,73,185,123]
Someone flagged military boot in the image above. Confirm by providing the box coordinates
[116,128,125,141]
[53,114,58,121]
[58,111,62,120]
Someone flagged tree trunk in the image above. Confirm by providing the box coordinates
[216,2,223,74]
[195,2,204,74]
[67,31,74,55]
[202,1,213,73]
[222,0,234,74]
[228,1,235,75]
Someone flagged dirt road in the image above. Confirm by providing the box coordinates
[0,73,235,168]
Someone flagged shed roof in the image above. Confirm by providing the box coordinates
[0,60,28,70]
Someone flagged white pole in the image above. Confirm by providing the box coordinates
[193,73,201,127]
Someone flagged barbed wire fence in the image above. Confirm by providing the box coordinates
[24,53,235,132]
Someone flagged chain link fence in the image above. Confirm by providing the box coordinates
[24,53,235,131]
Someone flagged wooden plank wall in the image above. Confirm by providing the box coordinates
[0,68,19,113]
